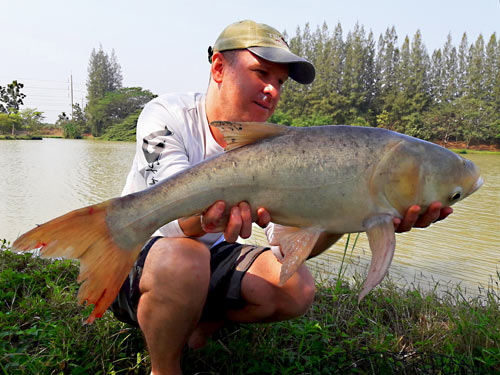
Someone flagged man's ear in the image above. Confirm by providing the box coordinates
[211,52,225,83]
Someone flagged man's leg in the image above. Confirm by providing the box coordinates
[227,250,316,323]
[137,237,211,375]
[189,248,315,348]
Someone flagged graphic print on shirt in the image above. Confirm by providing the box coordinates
[142,126,174,185]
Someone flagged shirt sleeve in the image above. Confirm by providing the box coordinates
[136,100,191,187]
[134,99,191,238]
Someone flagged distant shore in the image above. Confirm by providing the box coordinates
[2,133,499,155]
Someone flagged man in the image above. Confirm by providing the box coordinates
[111,20,452,375]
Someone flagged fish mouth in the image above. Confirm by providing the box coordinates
[469,176,484,194]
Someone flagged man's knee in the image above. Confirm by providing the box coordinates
[139,238,211,300]
[240,251,316,320]
[277,267,316,318]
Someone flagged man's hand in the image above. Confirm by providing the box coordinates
[201,201,271,242]
[393,202,453,233]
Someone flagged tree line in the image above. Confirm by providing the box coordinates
[0,81,46,136]
[2,23,499,146]
[272,23,500,147]
[0,47,155,140]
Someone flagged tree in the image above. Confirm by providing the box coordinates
[341,24,376,123]
[56,112,70,124]
[19,108,44,133]
[392,31,431,138]
[0,113,12,134]
[0,80,26,114]
[86,46,123,136]
[86,46,122,104]
[457,33,470,97]
[374,26,400,121]
[72,103,88,133]
[441,33,459,103]
[87,87,156,136]
[0,80,27,135]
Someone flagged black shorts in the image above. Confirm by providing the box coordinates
[109,237,270,327]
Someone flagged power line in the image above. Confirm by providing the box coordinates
[0,75,86,87]
[24,86,85,93]
[26,94,73,99]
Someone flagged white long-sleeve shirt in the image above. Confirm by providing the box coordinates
[122,92,224,246]
[122,91,279,252]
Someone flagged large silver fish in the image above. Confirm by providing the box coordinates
[13,122,483,323]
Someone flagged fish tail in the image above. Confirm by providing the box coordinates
[12,199,143,324]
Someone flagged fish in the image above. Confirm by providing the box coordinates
[12,121,483,323]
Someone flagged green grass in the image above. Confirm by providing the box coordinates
[0,135,43,140]
[450,148,500,155]
[1,239,499,374]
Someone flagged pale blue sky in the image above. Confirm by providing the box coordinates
[1,0,499,123]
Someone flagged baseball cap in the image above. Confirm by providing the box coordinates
[208,20,315,85]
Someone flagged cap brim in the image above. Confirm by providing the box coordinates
[248,46,315,85]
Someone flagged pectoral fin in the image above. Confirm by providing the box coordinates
[269,224,321,286]
[359,215,396,301]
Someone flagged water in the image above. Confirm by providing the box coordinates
[1,139,499,294]
[0,138,135,241]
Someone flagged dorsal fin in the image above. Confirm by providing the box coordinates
[210,121,291,151]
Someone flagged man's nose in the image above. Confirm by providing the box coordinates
[263,83,280,99]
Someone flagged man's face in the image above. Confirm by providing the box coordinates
[217,50,289,122]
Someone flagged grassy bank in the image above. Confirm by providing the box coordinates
[1,241,499,374]
[451,149,500,155]
[0,135,43,140]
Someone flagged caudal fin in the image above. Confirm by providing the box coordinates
[12,199,143,324]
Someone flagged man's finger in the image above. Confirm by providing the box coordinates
[201,201,226,231]
[437,206,453,222]
[224,206,242,243]
[396,205,420,232]
[238,202,252,239]
[256,207,271,228]
[414,202,442,228]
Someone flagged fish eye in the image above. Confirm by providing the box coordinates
[449,188,463,202]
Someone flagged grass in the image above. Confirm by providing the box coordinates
[0,135,43,140]
[451,149,500,155]
[1,238,499,374]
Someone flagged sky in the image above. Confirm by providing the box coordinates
[1,0,499,123]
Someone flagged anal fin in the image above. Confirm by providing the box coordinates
[269,224,322,286]
[359,215,396,301]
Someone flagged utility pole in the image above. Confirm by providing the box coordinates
[70,74,74,117]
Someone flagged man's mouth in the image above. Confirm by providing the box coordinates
[254,101,271,111]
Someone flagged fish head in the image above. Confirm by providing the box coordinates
[374,139,483,216]
[419,151,483,210]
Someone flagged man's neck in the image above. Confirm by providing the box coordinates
[205,89,226,148]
